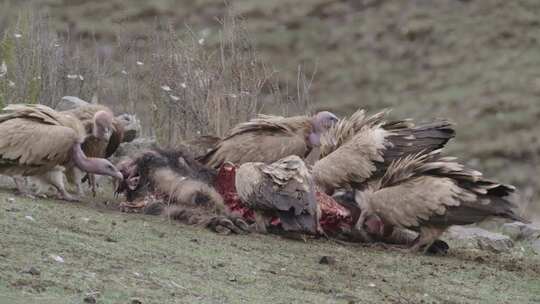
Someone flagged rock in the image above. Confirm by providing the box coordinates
[445,226,514,253]
[56,96,90,111]
[476,216,510,231]
[319,256,336,265]
[500,222,540,241]
[521,223,540,241]
[22,266,40,276]
[112,137,157,161]
[131,299,142,304]
[501,222,525,240]
[116,113,141,143]
[83,295,97,304]
[531,239,540,254]
[400,19,433,41]
[105,236,117,243]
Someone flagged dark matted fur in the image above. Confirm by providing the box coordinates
[124,148,217,202]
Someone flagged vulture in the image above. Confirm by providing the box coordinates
[62,104,125,195]
[354,150,525,252]
[115,148,250,234]
[0,104,123,200]
[199,111,339,168]
[235,155,321,234]
[312,109,455,194]
[180,135,222,159]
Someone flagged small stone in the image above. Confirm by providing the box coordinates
[319,256,336,265]
[521,223,540,241]
[445,226,514,253]
[50,255,65,263]
[56,96,89,111]
[131,299,142,304]
[501,222,524,240]
[7,197,15,203]
[105,236,117,243]
[531,239,540,254]
[83,295,96,304]
[228,275,237,282]
[22,266,40,276]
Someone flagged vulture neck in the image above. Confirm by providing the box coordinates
[72,143,99,174]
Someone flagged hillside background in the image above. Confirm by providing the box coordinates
[1,0,539,217]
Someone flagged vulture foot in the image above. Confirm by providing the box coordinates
[57,192,80,202]
[425,240,450,256]
[207,215,251,235]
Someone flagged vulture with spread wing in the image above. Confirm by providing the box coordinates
[235,155,321,234]
[354,150,524,252]
[0,104,123,200]
[313,109,455,194]
[62,104,125,195]
[199,111,339,168]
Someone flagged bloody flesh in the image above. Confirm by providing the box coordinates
[215,163,355,234]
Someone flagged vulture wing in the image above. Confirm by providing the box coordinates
[200,115,313,168]
[314,109,455,192]
[0,109,80,176]
[362,151,523,230]
[105,118,125,158]
[236,155,319,233]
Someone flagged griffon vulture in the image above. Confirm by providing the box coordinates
[0,104,123,200]
[199,111,339,168]
[313,109,455,194]
[354,150,524,252]
[62,104,125,195]
[235,155,321,234]
[115,148,250,234]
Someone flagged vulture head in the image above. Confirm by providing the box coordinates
[93,110,115,140]
[309,111,339,147]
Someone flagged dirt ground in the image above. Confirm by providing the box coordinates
[0,189,539,304]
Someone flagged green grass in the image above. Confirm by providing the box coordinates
[0,190,539,303]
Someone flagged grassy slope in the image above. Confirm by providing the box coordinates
[0,190,539,304]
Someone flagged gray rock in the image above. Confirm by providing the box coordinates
[56,96,89,111]
[501,222,525,240]
[112,137,157,161]
[319,256,336,265]
[476,216,511,231]
[531,239,540,254]
[521,223,540,241]
[445,226,514,253]
[500,221,540,241]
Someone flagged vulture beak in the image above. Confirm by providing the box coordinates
[114,171,124,180]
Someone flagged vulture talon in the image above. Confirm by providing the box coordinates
[233,218,251,233]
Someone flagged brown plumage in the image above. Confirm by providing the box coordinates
[199,111,338,169]
[181,135,221,159]
[116,148,249,234]
[0,104,122,200]
[313,109,455,193]
[63,104,125,195]
[235,155,321,234]
[355,150,524,252]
